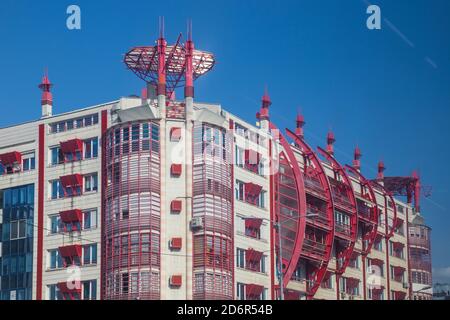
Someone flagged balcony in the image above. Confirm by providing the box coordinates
[60,174,83,197]
[304,174,327,200]
[60,138,83,162]
[302,238,327,261]
[57,281,81,300]
[245,284,264,300]
[58,244,82,267]
[0,151,22,175]
[59,209,83,232]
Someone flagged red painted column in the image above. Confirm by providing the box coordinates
[100,110,108,300]
[36,124,45,300]
[362,256,367,300]
[385,196,391,300]
[269,141,276,299]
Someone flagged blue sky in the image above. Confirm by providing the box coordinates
[1,0,449,283]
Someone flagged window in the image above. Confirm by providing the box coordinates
[48,284,61,300]
[257,191,266,208]
[236,283,245,300]
[82,280,97,300]
[10,220,27,240]
[49,249,63,269]
[245,224,261,239]
[50,146,63,165]
[50,180,64,199]
[83,209,98,230]
[22,154,35,171]
[374,237,383,251]
[50,215,62,234]
[235,180,244,201]
[321,273,334,290]
[84,137,98,159]
[348,254,359,269]
[83,244,97,265]
[235,146,244,168]
[49,113,99,133]
[84,173,98,192]
[236,248,245,268]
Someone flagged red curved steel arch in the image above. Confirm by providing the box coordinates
[268,122,307,290]
[316,147,358,275]
[286,129,334,297]
[345,165,379,255]
[370,180,398,239]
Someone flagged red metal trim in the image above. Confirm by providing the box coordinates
[370,179,398,239]
[268,122,307,290]
[286,129,334,297]
[406,207,413,299]
[345,165,379,256]
[268,140,276,299]
[316,147,358,275]
[36,124,45,300]
[229,119,236,300]
[100,110,107,300]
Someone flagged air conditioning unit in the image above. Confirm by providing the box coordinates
[403,282,409,289]
[190,217,204,230]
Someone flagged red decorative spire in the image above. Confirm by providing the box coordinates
[353,146,362,171]
[326,130,335,156]
[259,87,271,121]
[412,170,421,212]
[38,72,53,106]
[157,16,167,97]
[295,113,305,139]
[377,160,385,180]
[185,19,195,98]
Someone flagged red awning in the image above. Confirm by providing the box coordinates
[371,285,385,293]
[393,291,407,300]
[244,182,263,197]
[284,289,301,300]
[60,139,83,154]
[58,245,82,258]
[59,209,83,224]
[346,277,360,288]
[57,281,81,293]
[392,241,404,250]
[393,265,405,275]
[245,249,263,263]
[60,174,83,188]
[370,258,384,267]
[245,218,263,230]
[245,284,264,298]
[245,149,261,165]
[0,151,22,166]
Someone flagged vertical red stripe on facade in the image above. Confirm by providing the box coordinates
[100,110,107,300]
[36,124,45,300]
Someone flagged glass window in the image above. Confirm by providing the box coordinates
[84,137,99,159]
[83,280,97,300]
[84,173,98,192]
[83,244,97,265]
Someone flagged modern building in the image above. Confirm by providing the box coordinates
[0,23,432,300]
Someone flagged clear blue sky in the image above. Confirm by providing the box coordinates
[1,0,449,283]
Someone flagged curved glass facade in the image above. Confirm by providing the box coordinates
[103,121,161,300]
[192,123,234,300]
